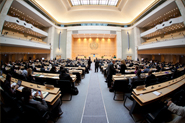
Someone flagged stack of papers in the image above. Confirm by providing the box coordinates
[52,76,59,79]
[11,83,17,87]
[18,86,24,91]
[153,91,161,96]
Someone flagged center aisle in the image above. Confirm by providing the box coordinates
[81,63,108,123]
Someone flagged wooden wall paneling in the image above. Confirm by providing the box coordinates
[12,54,15,62]
[173,55,177,64]
[152,55,155,60]
[23,54,27,61]
[161,55,164,62]
[33,54,36,60]
[138,47,185,55]
[72,37,116,59]
[0,46,50,54]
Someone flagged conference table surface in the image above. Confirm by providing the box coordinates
[0,74,61,105]
[112,70,173,81]
[131,74,185,106]
[32,72,77,82]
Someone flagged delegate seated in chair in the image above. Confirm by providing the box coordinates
[130,70,142,84]
[3,74,19,97]
[22,87,63,117]
[145,70,156,87]
[59,69,74,88]
[50,66,57,73]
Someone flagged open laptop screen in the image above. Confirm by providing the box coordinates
[17,80,22,86]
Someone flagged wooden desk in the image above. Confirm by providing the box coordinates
[133,75,185,95]
[32,72,77,82]
[69,70,82,75]
[65,67,86,71]
[112,70,173,81]
[132,75,185,106]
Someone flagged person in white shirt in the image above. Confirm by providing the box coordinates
[32,63,35,69]
[17,66,23,75]
[167,101,185,123]
[22,66,28,77]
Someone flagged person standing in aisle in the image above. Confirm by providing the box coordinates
[95,58,99,72]
[88,57,92,70]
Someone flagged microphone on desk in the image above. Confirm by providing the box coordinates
[151,85,154,89]
[37,84,40,88]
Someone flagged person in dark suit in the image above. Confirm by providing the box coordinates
[120,60,127,74]
[95,58,99,72]
[40,65,45,72]
[106,60,116,88]
[145,70,156,87]
[59,69,74,88]
[50,66,56,73]
[88,57,92,70]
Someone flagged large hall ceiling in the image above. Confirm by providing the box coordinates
[30,0,158,25]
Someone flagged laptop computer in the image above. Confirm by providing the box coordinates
[45,84,54,89]
[136,85,146,90]
[17,80,22,86]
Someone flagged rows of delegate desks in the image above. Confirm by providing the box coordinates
[112,68,181,81]
[111,68,185,117]
[0,74,61,106]
[101,64,171,74]
[32,72,77,82]
[129,74,185,116]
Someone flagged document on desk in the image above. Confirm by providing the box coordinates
[40,75,44,77]
[52,76,59,79]
[11,83,17,87]
[18,86,24,91]
[153,91,161,96]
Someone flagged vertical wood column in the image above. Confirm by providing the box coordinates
[12,54,15,62]
[23,54,27,61]
[33,54,36,60]
[173,55,177,64]
[161,55,164,62]
[152,55,155,60]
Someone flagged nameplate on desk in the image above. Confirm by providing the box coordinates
[52,76,59,79]
[116,73,121,76]
[45,84,54,89]
[136,85,145,90]
[153,91,161,96]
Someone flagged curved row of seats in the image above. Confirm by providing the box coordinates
[142,30,185,45]
[1,29,46,44]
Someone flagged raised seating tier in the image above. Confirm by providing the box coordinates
[142,30,185,45]
[1,29,46,44]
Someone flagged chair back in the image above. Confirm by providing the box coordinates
[131,79,145,90]
[21,104,42,123]
[56,80,72,93]
[72,72,81,80]
[113,79,129,92]
[145,78,158,87]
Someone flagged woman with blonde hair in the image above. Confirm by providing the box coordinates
[120,60,127,74]
[27,68,34,82]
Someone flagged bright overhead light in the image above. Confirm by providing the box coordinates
[70,0,119,6]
